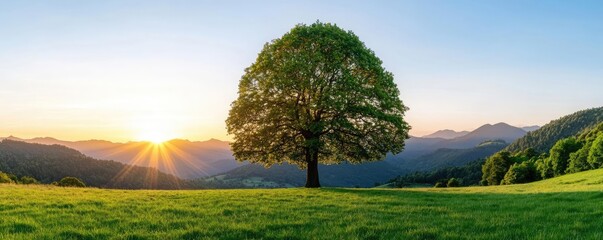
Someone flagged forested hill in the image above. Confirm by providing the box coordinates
[505,107,603,153]
[0,140,188,189]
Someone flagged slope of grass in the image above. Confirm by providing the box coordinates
[2,169,603,239]
[412,168,603,194]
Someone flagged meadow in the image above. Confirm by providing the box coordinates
[2,169,603,240]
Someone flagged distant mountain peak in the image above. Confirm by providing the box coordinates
[422,129,469,139]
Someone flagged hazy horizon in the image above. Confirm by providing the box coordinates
[0,121,553,142]
[2,1,602,142]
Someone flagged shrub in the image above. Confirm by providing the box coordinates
[57,177,86,187]
[503,161,540,185]
[545,137,582,177]
[447,178,461,187]
[482,151,513,185]
[0,171,14,184]
[434,182,445,188]
[20,176,39,185]
[588,134,603,168]
[567,143,592,173]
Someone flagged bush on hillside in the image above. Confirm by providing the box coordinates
[20,176,39,184]
[447,178,461,187]
[0,171,14,184]
[567,143,592,173]
[57,177,86,187]
[544,138,582,177]
[587,134,603,169]
[482,151,513,185]
[501,161,539,185]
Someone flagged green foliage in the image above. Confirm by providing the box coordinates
[490,107,603,187]
[226,22,409,187]
[0,140,187,189]
[505,107,603,153]
[566,142,592,173]
[482,151,513,185]
[501,161,539,185]
[57,177,86,187]
[543,138,582,177]
[19,176,38,184]
[0,171,14,184]
[390,159,484,187]
[433,182,445,188]
[587,133,603,168]
[446,178,461,187]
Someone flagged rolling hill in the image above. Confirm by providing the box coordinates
[1,122,532,188]
[0,140,187,189]
[386,123,526,170]
[0,137,241,179]
[201,123,528,188]
[442,123,526,149]
[394,139,508,172]
[392,107,603,188]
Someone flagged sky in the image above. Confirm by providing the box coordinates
[1,0,602,142]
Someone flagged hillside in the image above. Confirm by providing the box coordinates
[394,123,526,161]
[505,107,603,153]
[1,137,240,179]
[417,168,603,193]
[0,140,187,189]
[201,161,405,188]
[394,140,507,172]
[443,123,526,149]
[2,169,603,239]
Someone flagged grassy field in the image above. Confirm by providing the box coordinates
[2,169,603,240]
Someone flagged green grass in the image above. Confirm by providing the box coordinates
[2,169,603,239]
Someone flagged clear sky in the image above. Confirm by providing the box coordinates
[1,1,602,142]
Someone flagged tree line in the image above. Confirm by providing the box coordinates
[0,171,86,187]
[482,122,603,185]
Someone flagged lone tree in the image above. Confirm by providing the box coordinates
[226,22,410,188]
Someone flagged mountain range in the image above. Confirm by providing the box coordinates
[199,122,533,187]
[0,136,240,179]
[1,122,536,188]
[388,106,603,187]
[0,140,186,189]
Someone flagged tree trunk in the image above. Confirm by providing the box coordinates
[305,150,321,188]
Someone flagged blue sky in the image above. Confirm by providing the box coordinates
[1,1,602,141]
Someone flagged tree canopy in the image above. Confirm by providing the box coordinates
[226,22,410,187]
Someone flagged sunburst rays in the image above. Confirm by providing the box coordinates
[108,141,203,189]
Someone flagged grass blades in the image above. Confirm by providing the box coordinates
[2,169,603,239]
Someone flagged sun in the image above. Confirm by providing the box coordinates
[135,119,176,144]
[139,132,171,144]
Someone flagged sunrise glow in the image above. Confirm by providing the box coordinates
[135,119,177,144]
